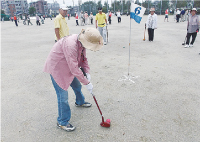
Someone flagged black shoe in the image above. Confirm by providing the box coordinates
[75,102,92,107]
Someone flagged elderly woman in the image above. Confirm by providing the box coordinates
[185,8,199,48]
[43,28,103,132]
[146,8,158,42]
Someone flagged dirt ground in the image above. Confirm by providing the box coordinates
[1,15,200,142]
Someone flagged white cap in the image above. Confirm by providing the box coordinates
[191,8,197,11]
[60,5,70,10]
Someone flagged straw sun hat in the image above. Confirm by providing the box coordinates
[78,28,103,51]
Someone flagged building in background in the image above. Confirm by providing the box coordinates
[47,1,60,16]
[1,0,28,17]
[29,0,48,16]
[15,0,28,15]
[68,6,78,17]
[0,0,73,17]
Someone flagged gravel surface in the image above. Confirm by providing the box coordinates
[1,15,200,142]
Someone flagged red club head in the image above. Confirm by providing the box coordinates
[100,119,111,128]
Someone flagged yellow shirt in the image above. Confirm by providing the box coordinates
[95,13,106,27]
[54,14,69,40]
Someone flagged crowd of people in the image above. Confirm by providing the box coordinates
[4,4,199,132]
[172,8,199,48]
[9,13,49,27]
[76,11,94,26]
[43,5,199,132]
[150,8,199,49]
[174,8,190,23]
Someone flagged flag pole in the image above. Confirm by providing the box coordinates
[128,17,131,76]
[118,2,143,84]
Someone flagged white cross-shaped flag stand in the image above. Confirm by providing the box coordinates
[118,3,146,84]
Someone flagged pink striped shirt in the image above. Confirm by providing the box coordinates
[43,34,90,91]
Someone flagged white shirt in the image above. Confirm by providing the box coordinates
[117,12,121,17]
[176,10,181,15]
[146,13,157,29]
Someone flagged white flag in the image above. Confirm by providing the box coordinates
[130,3,146,24]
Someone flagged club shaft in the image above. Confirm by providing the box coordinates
[93,95,104,122]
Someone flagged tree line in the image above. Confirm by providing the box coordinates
[2,0,199,17]
[79,0,200,15]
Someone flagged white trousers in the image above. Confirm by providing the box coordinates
[80,18,84,26]
[98,26,106,42]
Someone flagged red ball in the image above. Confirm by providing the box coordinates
[106,119,110,123]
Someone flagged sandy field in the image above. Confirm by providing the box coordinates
[1,15,200,142]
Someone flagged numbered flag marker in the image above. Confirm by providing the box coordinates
[130,3,146,24]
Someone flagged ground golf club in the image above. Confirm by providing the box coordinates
[143,23,146,41]
[80,67,111,128]
[182,34,187,45]
[91,92,111,128]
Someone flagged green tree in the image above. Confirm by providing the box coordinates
[156,0,170,14]
[102,1,109,13]
[194,1,200,7]
[97,1,102,9]
[177,1,187,8]
[126,1,131,12]
[121,0,126,14]
[141,0,154,14]
[1,9,5,14]
[171,0,187,9]
[111,1,115,13]
[81,1,97,15]
[162,0,170,11]
[114,1,121,12]
[29,7,36,15]
[111,0,123,13]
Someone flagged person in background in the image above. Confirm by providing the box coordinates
[180,9,185,22]
[89,12,93,25]
[146,8,157,42]
[23,14,27,25]
[164,8,169,22]
[43,28,103,132]
[54,5,69,42]
[80,11,85,26]
[75,12,79,26]
[36,14,41,26]
[176,8,181,23]
[27,15,33,25]
[41,16,44,24]
[14,15,18,26]
[116,10,121,23]
[68,14,70,20]
[184,8,199,48]
[108,10,112,24]
[95,7,107,45]
[84,11,88,25]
